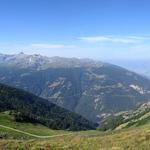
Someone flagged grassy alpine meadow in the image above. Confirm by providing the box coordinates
[1,111,150,149]
[0,125,150,149]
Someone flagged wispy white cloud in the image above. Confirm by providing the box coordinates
[1,38,150,59]
[79,35,150,44]
[31,43,75,49]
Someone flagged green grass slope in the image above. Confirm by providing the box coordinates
[1,122,150,149]
[0,111,68,139]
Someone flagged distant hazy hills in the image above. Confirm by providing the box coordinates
[0,53,150,123]
[0,83,95,130]
[110,59,150,78]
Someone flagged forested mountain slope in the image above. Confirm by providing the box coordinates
[0,83,96,131]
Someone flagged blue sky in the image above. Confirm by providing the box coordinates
[0,0,150,60]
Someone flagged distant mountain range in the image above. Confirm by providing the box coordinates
[0,53,150,123]
[0,83,95,130]
[0,52,103,69]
